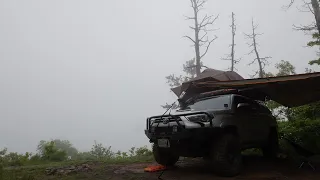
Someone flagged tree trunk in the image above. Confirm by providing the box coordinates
[231,12,235,72]
[252,22,263,78]
[192,0,201,76]
[254,46,263,78]
[311,0,320,34]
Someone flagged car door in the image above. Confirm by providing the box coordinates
[251,103,272,143]
[233,95,257,145]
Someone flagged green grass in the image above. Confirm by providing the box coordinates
[1,155,154,180]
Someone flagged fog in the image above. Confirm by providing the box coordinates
[0,0,319,153]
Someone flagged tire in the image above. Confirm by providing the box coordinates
[210,134,242,177]
[152,144,179,166]
[262,128,279,158]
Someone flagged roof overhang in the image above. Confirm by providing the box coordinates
[177,72,320,107]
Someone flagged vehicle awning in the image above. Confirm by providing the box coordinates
[175,72,320,108]
[171,68,244,97]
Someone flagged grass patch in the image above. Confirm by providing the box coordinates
[1,155,154,180]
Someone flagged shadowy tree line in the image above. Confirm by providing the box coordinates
[0,139,152,167]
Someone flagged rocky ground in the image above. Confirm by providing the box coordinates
[6,155,320,180]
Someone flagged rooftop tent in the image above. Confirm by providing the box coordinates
[171,68,244,98]
[177,72,320,108]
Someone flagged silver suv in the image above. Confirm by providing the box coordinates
[145,93,279,177]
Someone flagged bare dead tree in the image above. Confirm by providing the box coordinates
[311,0,320,34]
[285,0,320,65]
[286,0,320,34]
[244,19,271,78]
[222,12,241,71]
[184,0,218,76]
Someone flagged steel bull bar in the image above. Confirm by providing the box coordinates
[146,112,214,132]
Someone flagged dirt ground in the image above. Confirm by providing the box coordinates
[80,155,320,180]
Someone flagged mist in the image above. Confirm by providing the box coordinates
[0,0,319,153]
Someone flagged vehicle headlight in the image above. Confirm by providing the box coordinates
[186,114,210,122]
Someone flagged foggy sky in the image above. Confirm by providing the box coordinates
[1,0,319,153]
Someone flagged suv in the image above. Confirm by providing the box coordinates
[144,93,279,177]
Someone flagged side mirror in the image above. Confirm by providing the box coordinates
[237,103,250,109]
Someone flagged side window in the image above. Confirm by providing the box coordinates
[233,95,259,113]
[233,95,250,107]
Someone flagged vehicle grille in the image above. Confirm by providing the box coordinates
[153,126,184,135]
[153,116,182,123]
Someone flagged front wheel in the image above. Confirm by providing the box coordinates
[153,144,179,166]
[210,134,242,177]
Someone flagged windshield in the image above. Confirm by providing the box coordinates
[180,95,231,111]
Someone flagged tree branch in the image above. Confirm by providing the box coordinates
[184,15,195,20]
[199,15,219,29]
[293,23,317,31]
[190,0,195,8]
[199,31,208,41]
[282,0,295,10]
[183,35,196,43]
[196,0,206,9]
[248,59,257,66]
[189,26,196,30]
[247,48,255,55]
[200,36,217,59]
[296,0,314,14]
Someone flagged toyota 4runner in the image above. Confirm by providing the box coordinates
[144,92,279,177]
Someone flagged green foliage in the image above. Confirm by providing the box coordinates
[37,139,78,159]
[29,154,41,162]
[121,152,128,158]
[0,148,7,156]
[309,59,320,65]
[289,101,320,120]
[75,152,95,161]
[40,141,67,162]
[90,141,114,160]
[275,60,296,76]
[2,168,36,180]
[129,147,135,157]
[0,148,34,167]
[3,152,31,166]
[307,33,320,65]
[135,146,153,157]
[307,33,320,47]
[278,119,320,154]
[0,163,3,179]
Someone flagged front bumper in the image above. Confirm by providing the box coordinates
[145,112,214,142]
[145,127,219,143]
[145,129,192,141]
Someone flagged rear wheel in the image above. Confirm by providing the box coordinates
[153,144,179,166]
[262,128,279,158]
[210,134,242,177]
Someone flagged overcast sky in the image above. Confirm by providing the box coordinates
[1,0,319,153]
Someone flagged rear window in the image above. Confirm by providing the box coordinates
[182,95,231,111]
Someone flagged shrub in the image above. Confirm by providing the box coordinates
[90,141,114,160]
[135,146,152,157]
[278,119,320,154]
[75,152,96,161]
[40,141,67,162]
